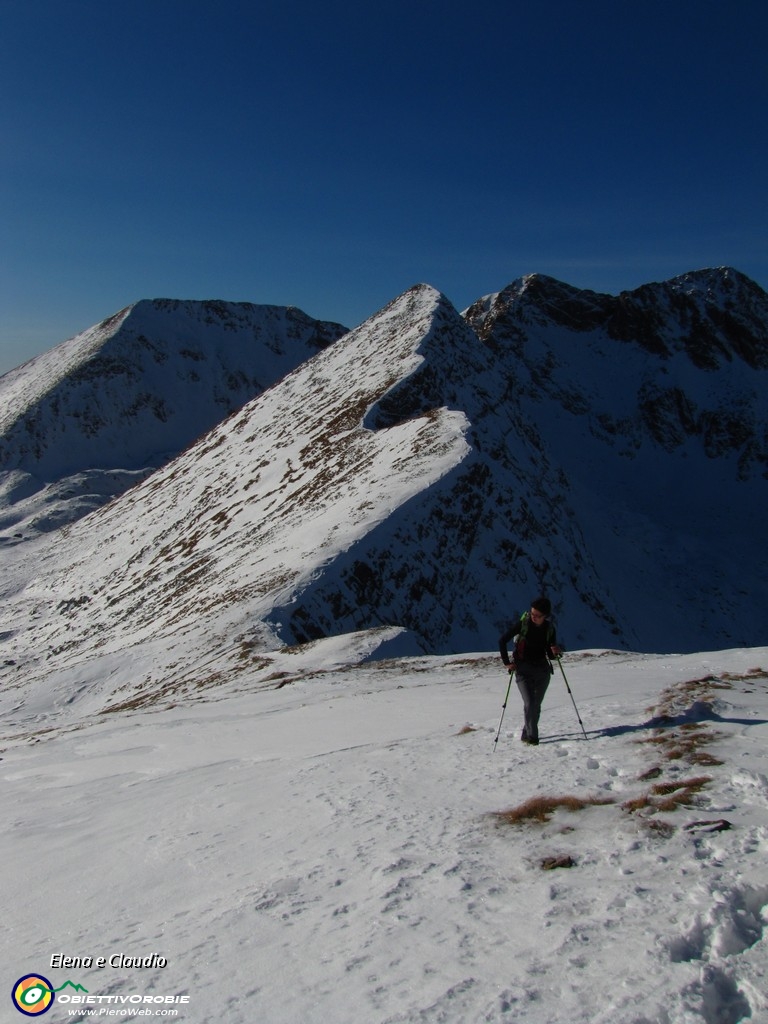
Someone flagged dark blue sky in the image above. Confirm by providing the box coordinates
[1,0,766,374]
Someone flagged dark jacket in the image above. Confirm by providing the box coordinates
[499,614,557,666]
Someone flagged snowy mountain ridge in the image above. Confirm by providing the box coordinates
[289,267,768,656]
[1,268,767,721]
[0,286,470,720]
[0,297,346,533]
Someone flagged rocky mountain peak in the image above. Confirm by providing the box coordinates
[606,268,768,369]
[0,299,347,534]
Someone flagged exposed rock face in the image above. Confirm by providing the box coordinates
[464,269,768,479]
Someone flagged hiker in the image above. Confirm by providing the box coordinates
[499,597,563,745]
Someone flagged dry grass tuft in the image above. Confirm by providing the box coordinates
[637,723,725,766]
[723,666,768,682]
[636,672,734,769]
[492,793,615,826]
[456,724,478,735]
[647,667,766,723]
[651,775,712,809]
[622,775,712,815]
[646,674,732,721]
[696,750,726,766]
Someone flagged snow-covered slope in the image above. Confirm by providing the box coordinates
[0,286,470,718]
[3,640,767,1024]
[0,298,346,534]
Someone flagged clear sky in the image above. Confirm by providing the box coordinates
[1,0,766,375]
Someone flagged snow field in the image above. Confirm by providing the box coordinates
[2,645,767,1023]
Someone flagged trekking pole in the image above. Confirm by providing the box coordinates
[493,668,515,752]
[555,655,588,740]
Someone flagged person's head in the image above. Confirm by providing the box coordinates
[530,596,551,622]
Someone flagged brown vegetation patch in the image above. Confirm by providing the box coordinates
[648,667,766,722]
[646,674,732,721]
[492,794,615,826]
[636,673,735,769]
[723,666,768,682]
[636,723,725,767]
[622,775,712,815]
[268,673,296,688]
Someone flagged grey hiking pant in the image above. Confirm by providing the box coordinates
[516,660,552,743]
